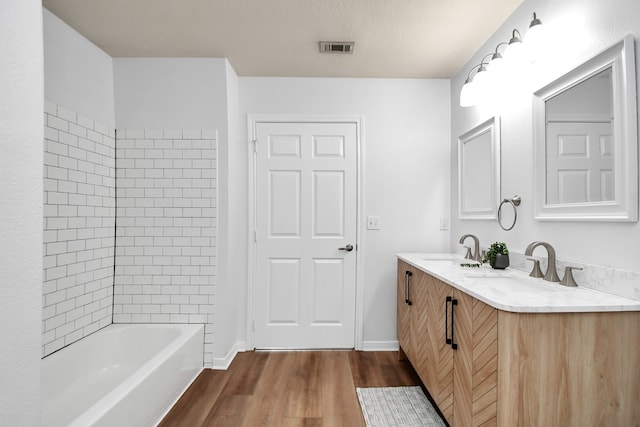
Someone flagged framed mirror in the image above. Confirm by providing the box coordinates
[533,35,638,221]
[458,116,501,219]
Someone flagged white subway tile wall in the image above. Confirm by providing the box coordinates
[42,102,116,356]
[113,129,217,366]
[42,103,218,366]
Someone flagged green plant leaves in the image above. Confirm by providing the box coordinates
[483,241,509,267]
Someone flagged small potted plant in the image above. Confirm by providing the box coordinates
[484,242,509,269]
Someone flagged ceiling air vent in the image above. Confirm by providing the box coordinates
[319,41,355,54]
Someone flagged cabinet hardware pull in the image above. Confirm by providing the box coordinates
[451,299,458,350]
[405,271,413,305]
[445,296,452,345]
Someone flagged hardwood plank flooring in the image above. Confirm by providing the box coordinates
[159,350,421,427]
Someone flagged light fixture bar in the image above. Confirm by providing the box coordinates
[459,12,544,108]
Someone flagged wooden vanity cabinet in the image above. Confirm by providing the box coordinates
[497,310,640,427]
[397,260,499,426]
[397,260,640,426]
[396,262,413,360]
[423,273,498,427]
[396,261,430,377]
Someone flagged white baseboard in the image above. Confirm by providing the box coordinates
[211,340,397,364]
[361,340,399,351]
[211,341,246,370]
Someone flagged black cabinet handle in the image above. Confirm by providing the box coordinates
[451,299,458,350]
[445,296,452,345]
[405,271,413,305]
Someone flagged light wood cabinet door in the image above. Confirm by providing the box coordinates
[409,269,431,385]
[396,260,412,359]
[424,275,455,422]
[452,288,498,427]
[497,310,640,427]
[397,261,430,371]
[419,276,498,427]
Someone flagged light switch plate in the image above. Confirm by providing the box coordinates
[439,217,448,230]
[367,216,382,230]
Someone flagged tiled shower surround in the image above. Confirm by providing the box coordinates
[43,102,116,356]
[113,129,217,366]
[42,103,217,366]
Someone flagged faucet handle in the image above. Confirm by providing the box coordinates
[560,266,583,287]
[526,258,544,278]
[463,246,473,260]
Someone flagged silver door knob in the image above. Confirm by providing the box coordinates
[338,244,354,252]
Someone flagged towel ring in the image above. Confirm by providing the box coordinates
[498,195,521,231]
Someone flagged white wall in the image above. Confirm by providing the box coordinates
[0,1,43,425]
[239,78,451,346]
[113,58,228,131]
[451,0,640,274]
[213,61,242,364]
[43,8,115,127]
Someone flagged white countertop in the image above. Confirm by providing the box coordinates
[397,253,640,313]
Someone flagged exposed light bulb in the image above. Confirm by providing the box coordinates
[487,54,505,77]
[460,79,477,107]
[472,66,490,101]
[504,37,526,66]
[524,12,545,62]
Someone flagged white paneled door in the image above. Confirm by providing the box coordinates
[546,122,613,204]
[254,122,357,349]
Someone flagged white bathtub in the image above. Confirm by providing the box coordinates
[41,324,204,427]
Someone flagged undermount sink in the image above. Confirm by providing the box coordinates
[470,274,550,295]
[461,267,509,278]
[420,254,481,266]
[421,254,459,261]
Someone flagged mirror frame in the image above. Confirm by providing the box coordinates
[533,35,638,222]
[458,116,501,219]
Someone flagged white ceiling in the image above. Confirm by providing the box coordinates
[42,0,523,78]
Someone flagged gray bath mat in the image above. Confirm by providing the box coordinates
[356,386,446,427]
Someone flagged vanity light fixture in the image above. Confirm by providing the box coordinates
[487,42,508,74]
[459,54,492,107]
[470,54,494,99]
[503,29,525,63]
[525,12,543,43]
[459,64,482,107]
[459,12,544,107]
[524,13,545,59]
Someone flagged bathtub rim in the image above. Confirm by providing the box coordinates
[42,323,204,427]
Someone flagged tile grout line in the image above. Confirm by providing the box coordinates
[111,129,118,323]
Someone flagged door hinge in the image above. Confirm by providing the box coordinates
[252,320,256,331]
[254,230,258,242]
[252,139,258,153]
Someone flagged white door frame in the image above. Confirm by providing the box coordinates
[246,114,365,350]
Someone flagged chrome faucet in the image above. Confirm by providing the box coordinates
[524,241,561,282]
[459,234,482,262]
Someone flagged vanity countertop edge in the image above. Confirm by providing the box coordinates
[397,253,640,313]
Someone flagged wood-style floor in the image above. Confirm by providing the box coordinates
[159,350,423,427]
